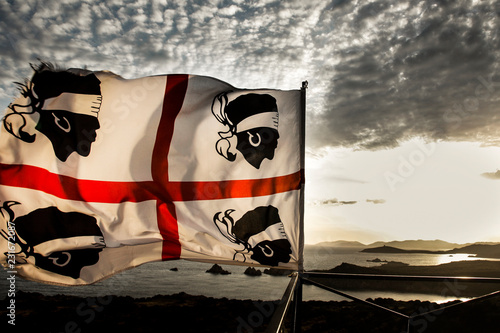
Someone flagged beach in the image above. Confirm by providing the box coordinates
[2,290,500,333]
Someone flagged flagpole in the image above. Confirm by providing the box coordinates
[293,80,307,333]
[298,80,307,272]
[265,81,307,333]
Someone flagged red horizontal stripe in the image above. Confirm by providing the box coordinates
[165,170,304,201]
[0,163,303,202]
[0,163,157,203]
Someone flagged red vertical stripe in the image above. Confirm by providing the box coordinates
[152,74,189,184]
[156,201,181,260]
[152,74,189,260]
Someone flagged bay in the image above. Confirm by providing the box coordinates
[2,246,498,302]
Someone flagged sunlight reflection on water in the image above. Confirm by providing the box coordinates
[435,253,500,265]
[1,248,498,302]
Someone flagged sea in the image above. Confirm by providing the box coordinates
[2,246,498,303]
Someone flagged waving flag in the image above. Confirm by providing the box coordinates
[0,63,305,285]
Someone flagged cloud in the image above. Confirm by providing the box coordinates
[319,198,358,206]
[0,0,499,152]
[0,0,312,103]
[319,198,386,205]
[308,0,500,150]
[316,198,387,206]
[481,170,500,180]
[366,199,386,204]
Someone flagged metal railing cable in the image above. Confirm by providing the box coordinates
[265,272,300,333]
[303,271,500,284]
[265,271,500,333]
[301,276,410,319]
[306,272,500,333]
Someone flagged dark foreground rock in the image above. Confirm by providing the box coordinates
[206,264,231,275]
[244,267,262,276]
[263,267,294,276]
[1,291,499,333]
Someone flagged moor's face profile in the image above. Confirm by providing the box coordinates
[35,109,100,162]
[214,206,292,266]
[11,207,105,279]
[212,93,280,169]
[3,63,102,162]
[235,127,279,169]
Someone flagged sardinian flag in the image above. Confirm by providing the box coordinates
[0,63,305,285]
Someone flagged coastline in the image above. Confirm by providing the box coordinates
[310,260,500,297]
[2,256,500,332]
[1,290,499,332]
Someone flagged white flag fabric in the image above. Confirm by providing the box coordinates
[0,63,304,285]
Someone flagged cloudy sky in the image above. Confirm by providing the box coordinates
[0,0,499,244]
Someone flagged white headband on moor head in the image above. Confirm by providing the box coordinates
[246,222,288,249]
[33,235,106,257]
[43,92,102,117]
[235,111,278,133]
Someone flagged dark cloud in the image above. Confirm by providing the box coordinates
[481,170,500,180]
[0,0,499,151]
[308,0,500,150]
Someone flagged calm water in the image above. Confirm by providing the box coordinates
[2,246,498,302]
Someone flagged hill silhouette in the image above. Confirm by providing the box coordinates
[310,260,500,297]
[367,239,466,251]
[361,243,500,259]
[314,240,366,248]
[313,239,500,252]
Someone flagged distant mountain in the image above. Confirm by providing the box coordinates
[366,239,465,251]
[361,243,500,259]
[312,239,473,251]
[313,240,367,248]
[311,261,500,296]
[449,244,500,259]
[362,246,438,254]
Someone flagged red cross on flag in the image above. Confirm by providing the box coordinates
[0,63,305,285]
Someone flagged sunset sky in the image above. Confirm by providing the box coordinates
[0,0,499,244]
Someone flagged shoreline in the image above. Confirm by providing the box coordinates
[1,290,499,332]
[2,259,499,331]
[309,260,500,297]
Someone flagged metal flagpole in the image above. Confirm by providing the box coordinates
[264,81,307,333]
[292,81,307,333]
[298,80,307,273]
